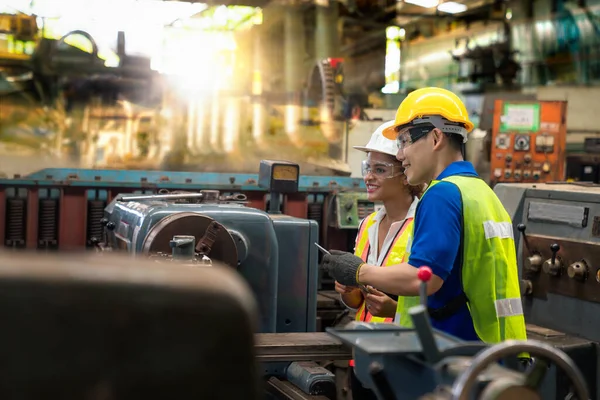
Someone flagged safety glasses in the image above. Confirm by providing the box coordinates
[395,123,435,150]
[361,159,404,179]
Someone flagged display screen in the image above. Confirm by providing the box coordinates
[272,165,298,181]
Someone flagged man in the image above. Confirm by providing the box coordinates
[322,87,527,344]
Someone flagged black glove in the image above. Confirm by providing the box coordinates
[321,250,364,287]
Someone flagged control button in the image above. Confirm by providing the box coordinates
[533,171,541,180]
[494,168,502,178]
[523,170,531,179]
[346,215,353,223]
[567,261,589,281]
[514,169,522,180]
[505,153,513,162]
[543,243,563,276]
[542,162,551,173]
[524,154,532,164]
[504,169,512,179]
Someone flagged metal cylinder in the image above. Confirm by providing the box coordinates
[284,5,305,146]
[315,1,340,60]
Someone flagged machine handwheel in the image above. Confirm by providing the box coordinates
[450,340,589,400]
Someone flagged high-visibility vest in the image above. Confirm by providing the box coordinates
[394,175,527,343]
[349,211,416,367]
[353,212,415,324]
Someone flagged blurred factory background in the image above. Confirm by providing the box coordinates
[1,0,599,181]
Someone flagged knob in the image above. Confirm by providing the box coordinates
[520,279,533,296]
[517,224,526,235]
[568,261,589,281]
[100,218,109,226]
[543,244,563,276]
[346,215,353,223]
[524,154,532,164]
[106,221,116,231]
[525,253,543,272]
[344,201,354,211]
[505,154,513,162]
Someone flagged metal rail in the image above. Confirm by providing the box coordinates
[255,333,351,362]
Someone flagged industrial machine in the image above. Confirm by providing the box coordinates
[498,181,600,400]
[330,183,600,400]
[96,160,317,335]
[489,100,568,186]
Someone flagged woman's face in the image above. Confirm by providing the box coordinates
[362,152,407,202]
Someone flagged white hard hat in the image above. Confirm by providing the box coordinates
[353,120,399,157]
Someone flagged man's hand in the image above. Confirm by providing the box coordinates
[365,288,397,318]
[321,250,364,287]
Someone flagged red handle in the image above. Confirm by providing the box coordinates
[417,266,432,282]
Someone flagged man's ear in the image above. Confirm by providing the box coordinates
[431,128,444,150]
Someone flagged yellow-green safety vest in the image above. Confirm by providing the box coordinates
[394,175,528,344]
[354,212,419,326]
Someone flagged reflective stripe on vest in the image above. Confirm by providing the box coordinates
[354,212,414,325]
[397,175,527,343]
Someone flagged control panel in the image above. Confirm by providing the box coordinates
[495,182,600,343]
[490,101,567,185]
[331,193,378,229]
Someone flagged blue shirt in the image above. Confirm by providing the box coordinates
[407,161,480,342]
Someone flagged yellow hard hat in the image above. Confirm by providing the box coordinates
[382,87,474,140]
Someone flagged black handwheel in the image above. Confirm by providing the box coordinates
[450,340,589,400]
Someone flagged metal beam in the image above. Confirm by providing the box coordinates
[255,332,352,362]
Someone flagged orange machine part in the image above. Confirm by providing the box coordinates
[490,100,567,185]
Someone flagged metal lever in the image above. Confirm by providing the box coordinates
[550,243,560,265]
[409,266,441,363]
[417,266,432,306]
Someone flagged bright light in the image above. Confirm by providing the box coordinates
[404,0,439,8]
[437,2,468,13]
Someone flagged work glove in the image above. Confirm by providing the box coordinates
[321,250,364,287]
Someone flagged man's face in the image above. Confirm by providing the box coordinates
[395,125,435,185]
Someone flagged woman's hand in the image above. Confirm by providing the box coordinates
[336,281,363,309]
[335,281,356,294]
[365,287,397,318]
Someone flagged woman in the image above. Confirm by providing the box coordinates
[335,120,424,400]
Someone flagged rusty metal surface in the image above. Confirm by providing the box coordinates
[142,212,239,268]
[0,251,260,399]
[255,333,351,362]
[523,234,600,303]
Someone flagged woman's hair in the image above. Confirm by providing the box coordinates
[407,182,426,198]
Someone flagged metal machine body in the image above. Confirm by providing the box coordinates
[101,189,319,335]
[0,251,262,400]
[495,182,600,399]
[328,305,591,400]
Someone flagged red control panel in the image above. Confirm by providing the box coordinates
[490,100,567,185]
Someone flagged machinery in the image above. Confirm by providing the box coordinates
[498,181,600,399]
[96,160,318,335]
[489,100,568,186]
[330,183,600,400]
